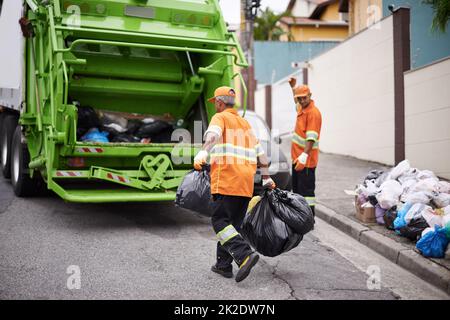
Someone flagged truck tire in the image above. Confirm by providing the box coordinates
[1,114,18,179]
[0,112,4,128]
[11,126,39,197]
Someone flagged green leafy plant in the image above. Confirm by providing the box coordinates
[253,8,292,41]
[423,0,450,32]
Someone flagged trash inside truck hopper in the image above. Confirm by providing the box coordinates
[0,0,248,202]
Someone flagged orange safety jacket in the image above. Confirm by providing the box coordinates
[205,108,264,198]
[291,100,322,168]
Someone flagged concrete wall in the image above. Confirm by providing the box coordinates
[255,8,449,175]
[271,77,300,138]
[254,69,303,138]
[404,57,450,179]
[308,16,395,165]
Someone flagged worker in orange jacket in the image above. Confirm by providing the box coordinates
[193,86,276,282]
[288,78,322,216]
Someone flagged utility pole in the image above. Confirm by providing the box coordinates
[240,0,260,111]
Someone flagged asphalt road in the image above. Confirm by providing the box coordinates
[0,176,447,300]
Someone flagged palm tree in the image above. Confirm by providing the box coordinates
[423,0,450,32]
[253,8,291,41]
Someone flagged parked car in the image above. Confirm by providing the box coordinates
[238,110,292,194]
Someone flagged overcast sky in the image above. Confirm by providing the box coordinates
[219,0,290,24]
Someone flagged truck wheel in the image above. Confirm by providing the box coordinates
[11,126,38,197]
[0,114,18,179]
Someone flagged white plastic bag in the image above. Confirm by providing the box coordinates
[398,168,418,184]
[444,205,450,216]
[404,192,432,205]
[361,202,374,208]
[404,203,427,224]
[411,178,439,194]
[443,213,450,226]
[387,160,410,181]
[99,111,128,128]
[436,181,450,194]
[375,172,389,187]
[421,227,435,238]
[359,180,379,197]
[433,192,450,208]
[416,170,438,181]
[420,207,444,228]
[376,180,403,209]
[103,123,127,133]
[400,180,419,202]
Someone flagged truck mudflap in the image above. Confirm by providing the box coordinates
[49,154,188,203]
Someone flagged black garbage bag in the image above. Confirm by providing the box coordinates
[151,127,174,143]
[241,189,314,257]
[267,188,315,235]
[368,195,378,206]
[383,207,397,230]
[174,165,213,216]
[136,120,172,138]
[110,133,141,143]
[126,120,142,135]
[399,217,429,241]
[364,170,384,184]
[77,106,100,136]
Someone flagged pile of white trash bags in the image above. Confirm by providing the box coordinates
[355,160,450,258]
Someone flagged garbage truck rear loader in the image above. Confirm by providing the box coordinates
[0,0,248,202]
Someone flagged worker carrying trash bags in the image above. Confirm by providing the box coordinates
[177,86,315,283]
[193,86,275,282]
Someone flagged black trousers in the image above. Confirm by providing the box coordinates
[292,165,316,216]
[211,194,253,269]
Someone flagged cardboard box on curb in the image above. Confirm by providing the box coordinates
[354,196,376,223]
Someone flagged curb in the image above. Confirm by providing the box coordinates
[316,203,450,295]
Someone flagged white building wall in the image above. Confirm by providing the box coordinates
[254,85,266,120]
[0,0,25,110]
[404,57,450,179]
[271,70,303,137]
[307,16,395,165]
[292,0,317,17]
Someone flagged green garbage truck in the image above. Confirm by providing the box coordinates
[0,0,248,202]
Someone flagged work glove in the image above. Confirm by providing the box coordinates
[193,150,208,171]
[294,152,308,171]
[288,77,297,89]
[262,177,276,189]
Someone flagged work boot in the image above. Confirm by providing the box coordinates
[235,253,259,283]
[211,265,233,279]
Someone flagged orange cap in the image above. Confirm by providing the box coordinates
[293,85,311,98]
[208,86,236,103]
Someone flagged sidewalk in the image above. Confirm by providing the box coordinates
[279,146,450,294]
